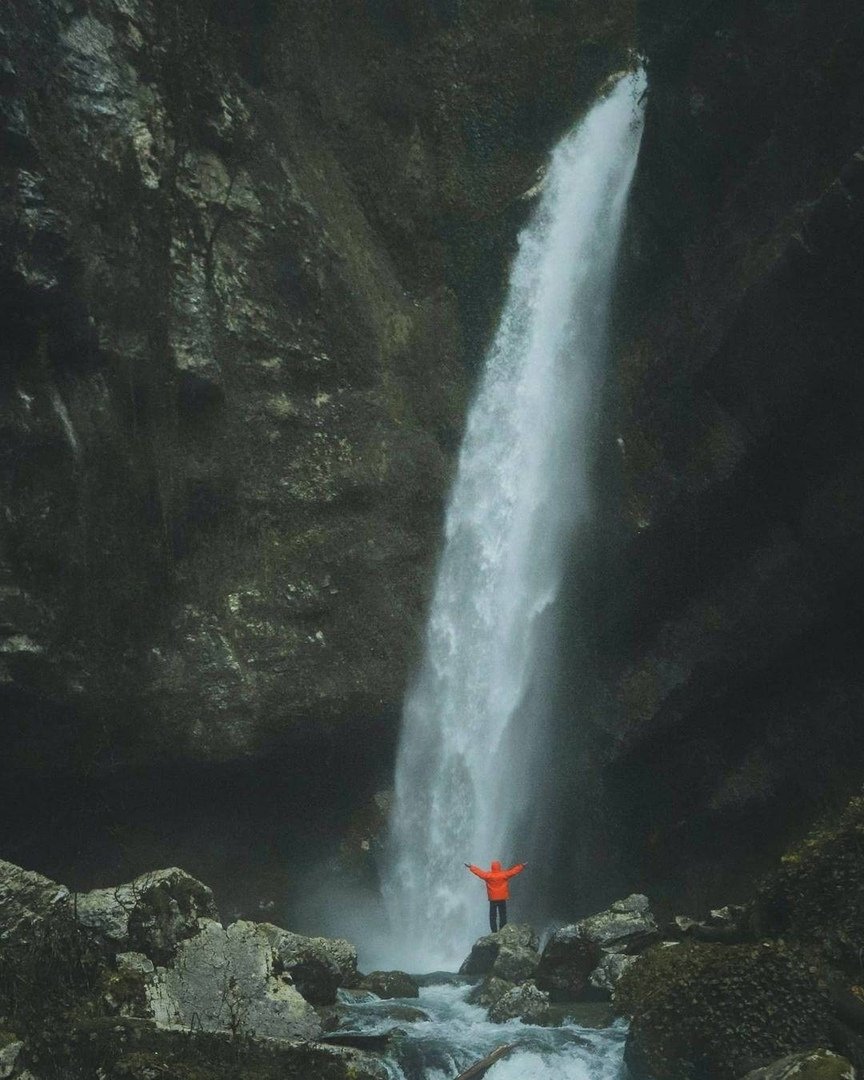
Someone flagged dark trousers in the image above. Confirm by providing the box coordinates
[489,900,507,933]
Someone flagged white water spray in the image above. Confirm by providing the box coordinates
[382,71,646,971]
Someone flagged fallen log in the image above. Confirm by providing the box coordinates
[454,1044,515,1080]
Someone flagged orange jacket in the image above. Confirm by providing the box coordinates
[468,860,525,901]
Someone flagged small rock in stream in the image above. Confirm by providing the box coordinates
[358,970,420,999]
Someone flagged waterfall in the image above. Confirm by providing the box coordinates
[382,70,646,971]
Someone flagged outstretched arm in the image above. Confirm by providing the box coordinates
[466,864,489,879]
[505,863,527,878]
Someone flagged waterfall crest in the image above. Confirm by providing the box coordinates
[382,71,647,971]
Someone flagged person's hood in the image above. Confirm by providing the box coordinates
[491,860,502,871]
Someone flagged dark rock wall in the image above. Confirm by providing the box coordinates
[12,0,862,932]
[0,0,630,887]
[557,0,864,914]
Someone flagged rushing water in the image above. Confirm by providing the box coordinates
[335,981,627,1080]
[380,70,646,973]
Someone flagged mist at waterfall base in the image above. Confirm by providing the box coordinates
[296,70,646,973]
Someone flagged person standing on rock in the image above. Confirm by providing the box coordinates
[464,860,527,932]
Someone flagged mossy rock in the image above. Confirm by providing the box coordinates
[615,941,831,1080]
[741,1049,856,1080]
[754,795,864,969]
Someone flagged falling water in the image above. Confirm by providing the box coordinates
[382,70,646,971]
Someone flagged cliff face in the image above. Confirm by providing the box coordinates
[0,0,629,789]
[569,0,864,909]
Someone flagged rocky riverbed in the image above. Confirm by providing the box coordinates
[3,791,864,1079]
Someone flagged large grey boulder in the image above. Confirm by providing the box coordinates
[488,981,553,1026]
[273,930,358,1004]
[576,894,659,951]
[460,924,540,976]
[536,925,600,1000]
[0,860,70,944]
[538,896,659,1001]
[74,867,218,962]
[147,918,321,1040]
[741,1050,855,1080]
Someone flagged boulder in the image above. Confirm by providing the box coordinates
[459,924,540,976]
[147,918,322,1040]
[575,894,659,952]
[358,970,419,999]
[0,860,70,945]
[466,977,516,1008]
[615,941,833,1080]
[488,981,553,1026]
[536,925,600,1001]
[538,896,659,1001]
[271,930,358,1005]
[741,1050,856,1080]
[74,867,218,962]
[489,944,540,984]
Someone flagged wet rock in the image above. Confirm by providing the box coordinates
[378,1004,430,1023]
[488,981,553,1026]
[489,944,540,984]
[535,927,600,1001]
[74,867,218,963]
[466,976,516,1008]
[615,941,832,1080]
[336,988,380,1004]
[414,972,474,987]
[272,930,358,1005]
[459,924,539,976]
[147,918,322,1040]
[358,970,419,999]
[741,1050,856,1080]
